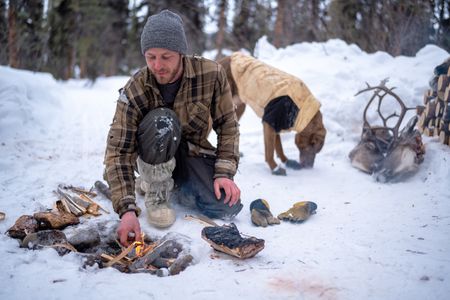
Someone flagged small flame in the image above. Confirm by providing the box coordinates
[134,232,145,257]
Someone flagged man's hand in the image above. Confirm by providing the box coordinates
[214,177,240,207]
[117,211,142,247]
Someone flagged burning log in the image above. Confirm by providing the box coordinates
[201,223,265,259]
[94,233,193,276]
[129,239,183,271]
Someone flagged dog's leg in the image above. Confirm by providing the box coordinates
[263,122,278,170]
[277,134,302,170]
[264,122,285,175]
[275,134,288,162]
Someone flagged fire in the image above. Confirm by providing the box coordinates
[134,233,145,257]
[133,233,156,258]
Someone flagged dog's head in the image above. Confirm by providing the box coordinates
[295,133,325,169]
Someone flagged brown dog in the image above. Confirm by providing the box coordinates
[218,52,326,175]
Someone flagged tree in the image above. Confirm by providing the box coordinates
[232,0,272,52]
[431,0,450,52]
[47,0,78,80]
[273,0,287,48]
[327,0,433,56]
[126,0,147,72]
[101,0,129,76]
[215,0,227,59]
[7,1,19,68]
[6,1,46,70]
[21,0,46,71]
[0,0,8,65]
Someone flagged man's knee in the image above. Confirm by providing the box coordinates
[137,108,181,164]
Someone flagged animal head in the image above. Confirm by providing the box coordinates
[349,80,425,182]
[294,111,326,168]
[374,116,425,182]
[348,125,391,174]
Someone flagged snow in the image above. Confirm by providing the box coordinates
[1,38,450,300]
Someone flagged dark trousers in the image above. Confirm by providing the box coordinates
[138,108,242,219]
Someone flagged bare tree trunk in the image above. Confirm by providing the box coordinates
[0,0,8,64]
[65,46,76,80]
[273,0,285,48]
[215,0,227,60]
[79,56,87,79]
[8,2,18,68]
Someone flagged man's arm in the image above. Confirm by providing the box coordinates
[211,65,240,179]
[104,93,140,217]
[211,65,241,205]
[104,90,144,246]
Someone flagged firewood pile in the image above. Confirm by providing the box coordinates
[418,58,450,146]
[5,182,267,277]
[5,183,194,276]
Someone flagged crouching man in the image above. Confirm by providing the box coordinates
[103,10,242,246]
[219,52,326,175]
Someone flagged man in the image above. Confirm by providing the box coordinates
[103,10,242,246]
[219,52,326,175]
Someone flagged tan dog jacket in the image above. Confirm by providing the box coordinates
[230,52,321,133]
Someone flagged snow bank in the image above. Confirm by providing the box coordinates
[0,67,61,139]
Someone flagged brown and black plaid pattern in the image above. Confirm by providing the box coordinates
[103,55,240,216]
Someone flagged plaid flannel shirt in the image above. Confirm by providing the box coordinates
[103,55,240,217]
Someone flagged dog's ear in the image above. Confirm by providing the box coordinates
[217,56,237,97]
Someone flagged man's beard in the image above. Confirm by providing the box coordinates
[155,58,182,84]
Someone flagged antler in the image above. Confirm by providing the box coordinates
[355,78,416,151]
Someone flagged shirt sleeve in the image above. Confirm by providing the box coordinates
[211,65,240,179]
[103,90,140,216]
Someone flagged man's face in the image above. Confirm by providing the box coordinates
[144,48,183,84]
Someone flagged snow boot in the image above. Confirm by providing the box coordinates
[137,157,176,228]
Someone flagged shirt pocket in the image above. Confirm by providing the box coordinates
[184,100,210,136]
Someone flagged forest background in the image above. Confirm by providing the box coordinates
[1,0,449,81]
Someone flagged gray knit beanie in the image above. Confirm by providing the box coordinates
[140,10,188,55]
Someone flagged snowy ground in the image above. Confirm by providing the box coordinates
[1,39,449,300]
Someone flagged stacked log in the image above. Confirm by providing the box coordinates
[418,58,450,146]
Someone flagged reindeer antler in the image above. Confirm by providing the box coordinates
[355,78,416,151]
